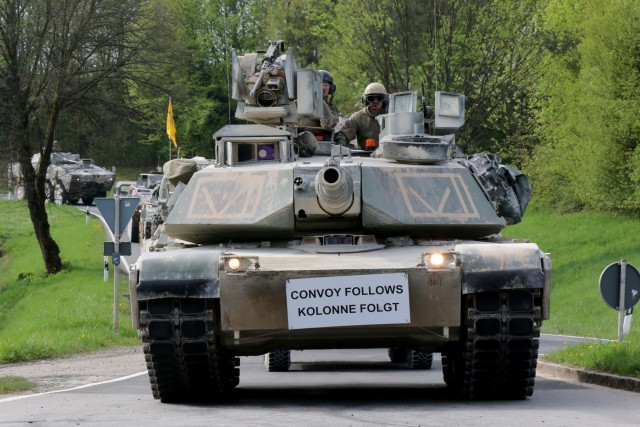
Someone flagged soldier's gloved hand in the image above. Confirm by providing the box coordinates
[333,133,346,146]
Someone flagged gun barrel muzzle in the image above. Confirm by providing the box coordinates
[315,165,354,215]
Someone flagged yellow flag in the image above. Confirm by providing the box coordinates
[166,99,177,148]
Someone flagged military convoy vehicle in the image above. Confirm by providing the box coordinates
[130,172,164,243]
[129,41,551,403]
[9,150,115,205]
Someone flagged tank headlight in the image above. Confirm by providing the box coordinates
[429,253,445,267]
[421,252,458,270]
[228,258,241,270]
[222,255,260,273]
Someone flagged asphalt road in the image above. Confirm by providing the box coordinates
[1,348,639,427]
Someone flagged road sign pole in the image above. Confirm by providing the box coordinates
[618,259,627,342]
[113,193,120,333]
[94,196,139,334]
[599,260,640,339]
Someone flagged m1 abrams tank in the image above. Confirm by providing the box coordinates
[130,41,551,403]
[32,150,114,205]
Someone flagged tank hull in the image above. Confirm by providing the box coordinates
[135,240,549,355]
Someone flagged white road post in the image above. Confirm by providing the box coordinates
[113,193,120,333]
[618,259,627,342]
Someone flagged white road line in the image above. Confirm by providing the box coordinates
[542,333,612,342]
[0,371,147,403]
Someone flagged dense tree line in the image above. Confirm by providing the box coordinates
[1,0,639,272]
[527,0,640,213]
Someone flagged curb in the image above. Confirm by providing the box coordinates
[538,361,640,393]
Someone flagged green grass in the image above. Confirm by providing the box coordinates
[0,376,37,394]
[543,340,640,377]
[0,200,138,365]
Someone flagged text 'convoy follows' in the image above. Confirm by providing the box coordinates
[289,285,404,300]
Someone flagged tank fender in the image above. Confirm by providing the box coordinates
[136,248,222,300]
[457,242,547,294]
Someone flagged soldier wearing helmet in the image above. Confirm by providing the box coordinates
[334,82,388,150]
[296,70,340,157]
[319,70,339,131]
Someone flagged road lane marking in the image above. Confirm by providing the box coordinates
[0,371,147,403]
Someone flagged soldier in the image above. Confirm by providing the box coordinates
[296,70,340,156]
[334,82,388,150]
[319,70,339,132]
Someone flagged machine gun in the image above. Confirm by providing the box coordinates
[232,40,323,128]
[249,40,284,98]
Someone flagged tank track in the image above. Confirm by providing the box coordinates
[264,350,292,372]
[139,298,239,403]
[388,348,433,369]
[443,290,541,399]
[407,350,433,370]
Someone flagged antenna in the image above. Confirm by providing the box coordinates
[433,0,438,91]
[223,6,231,124]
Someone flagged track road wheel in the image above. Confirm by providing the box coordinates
[407,350,433,369]
[264,350,291,372]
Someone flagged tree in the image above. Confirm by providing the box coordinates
[135,0,271,160]
[0,0,165,274]
[529,0,640,213]
[324,0,546,159]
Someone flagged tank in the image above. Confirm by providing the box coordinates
[9,150,115,205]
[129,41,552,403]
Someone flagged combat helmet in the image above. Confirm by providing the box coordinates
[361,82,388,107]
[319,70,336,95]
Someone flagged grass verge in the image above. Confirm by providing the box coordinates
[0,376,38,394]
[0,200,138,394]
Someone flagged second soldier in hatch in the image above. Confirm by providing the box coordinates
[296,70,340,156]
[319,70,340,134]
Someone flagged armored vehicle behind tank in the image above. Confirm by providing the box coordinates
[10,151,115,205]
[130,172,164,243]
[130,41,551,403]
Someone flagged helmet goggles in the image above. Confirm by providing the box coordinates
[365,94,385,103]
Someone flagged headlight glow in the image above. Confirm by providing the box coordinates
[222,255,260,273]
[429,253,445,267]
[421,251,459,270]
[227,257,241,271]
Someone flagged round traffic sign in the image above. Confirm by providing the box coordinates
[599,262,640,310]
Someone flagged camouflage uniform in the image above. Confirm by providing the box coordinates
[320,99,339,130]
[304,97,339,143]
[335,106,384,149]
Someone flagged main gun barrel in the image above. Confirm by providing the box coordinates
[314,162,354,215]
